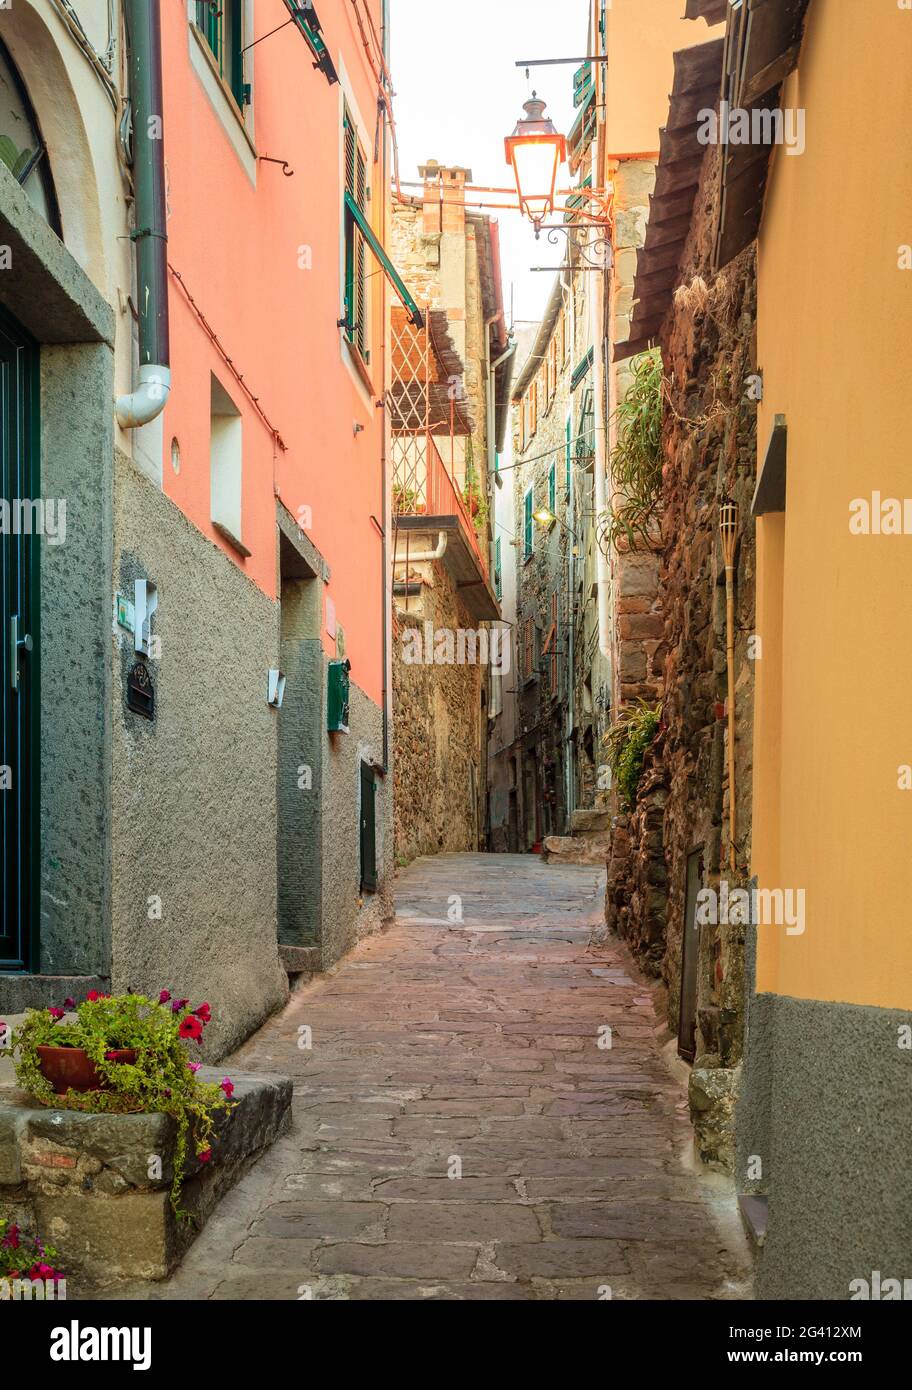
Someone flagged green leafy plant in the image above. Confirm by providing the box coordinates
[602,348,664,552]
[604,700,662,808]
[0,1217,64,1287]
[0,135,33,181]
[1,991,236,1220]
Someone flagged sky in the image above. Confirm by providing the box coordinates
[389,0,588,330]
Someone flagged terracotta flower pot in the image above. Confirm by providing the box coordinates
[36,1045,136,1095]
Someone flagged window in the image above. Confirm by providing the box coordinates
[0,39,61,234]
[210,374,247,553]
[195,0,247,108]
[494,536,502,598]
[523,486,534,560]
[548,460,556,515]
[343,104,370,364]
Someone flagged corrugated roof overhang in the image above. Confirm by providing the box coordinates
[617,38,725,362]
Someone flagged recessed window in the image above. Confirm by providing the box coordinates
[195,0,248,109]
[210,375,248,554]
[0,38,60,234]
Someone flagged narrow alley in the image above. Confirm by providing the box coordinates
[115,857,750,1302]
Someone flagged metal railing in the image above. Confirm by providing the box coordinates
[393,433,488,579]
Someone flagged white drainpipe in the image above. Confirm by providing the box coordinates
[116,363,171,429]
[393,531,448,566]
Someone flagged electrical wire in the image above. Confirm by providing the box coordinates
[48,0,118,109]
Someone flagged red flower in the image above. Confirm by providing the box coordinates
[193,1003,212,1024]
[1,1224,20,1250]
[220,1078,234,1098]
[104,1051,120,1061]
[178,1015,203,1043]
[47,1006,65,1021]
[198,1149,212,1164]
[86,990,109,1002]
[63,997,76,1010]
[158,989,171,1004]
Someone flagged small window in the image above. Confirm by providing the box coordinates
[343,105,370,365]
[195,0,247,108]
[523,486,534,560]
[210,375,246,553]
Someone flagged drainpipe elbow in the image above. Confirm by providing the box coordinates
[115,364,171,429]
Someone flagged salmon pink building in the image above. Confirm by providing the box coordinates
[0,0,419,1054]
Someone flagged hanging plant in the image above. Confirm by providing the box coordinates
[604,700,662,808]
[602,348,664,553]
[1,991,236,1221]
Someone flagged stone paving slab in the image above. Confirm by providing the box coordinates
[92,854,752,1302]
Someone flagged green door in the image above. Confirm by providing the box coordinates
[0,307,39,971]
[359,762,377,893]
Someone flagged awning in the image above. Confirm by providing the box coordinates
[617,39,725,361]
[284,0,338,85]
[344,191,424,329]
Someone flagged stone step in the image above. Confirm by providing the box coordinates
[542,835,610,866]
[570,807,612,835]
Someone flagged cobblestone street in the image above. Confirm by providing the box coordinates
[110,856,751,1301]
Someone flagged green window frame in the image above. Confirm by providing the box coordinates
[523,486,534,560]
[343,106,369,364]
[196,0,247,108]
[548,460,556,515]
[494,536,502,598]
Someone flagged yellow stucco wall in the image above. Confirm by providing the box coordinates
[753,0,912,1009]
[602,0,723,156]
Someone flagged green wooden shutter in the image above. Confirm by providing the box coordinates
[494,537,502,598]
[524,489,533,558]
[355,144,368,361]
[548,461,556,514]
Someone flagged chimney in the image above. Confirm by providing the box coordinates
[419,161,472,237]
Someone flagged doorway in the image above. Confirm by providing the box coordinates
[0,306,39,971]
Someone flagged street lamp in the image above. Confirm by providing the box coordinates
[504,94,567,236]
[533,505,579,553]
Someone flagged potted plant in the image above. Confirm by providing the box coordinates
[0,1217,64,1290]
[1,991,236,1219]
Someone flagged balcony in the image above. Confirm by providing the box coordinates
[393,434,499,621]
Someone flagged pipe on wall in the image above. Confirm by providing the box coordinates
[116,0,171,430]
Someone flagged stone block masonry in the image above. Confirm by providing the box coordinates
[0,1070,292,1286]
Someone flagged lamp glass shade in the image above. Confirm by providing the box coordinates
[505,96,567,224]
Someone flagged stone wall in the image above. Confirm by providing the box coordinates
[393,562,483,862]
[609,143,758,1169]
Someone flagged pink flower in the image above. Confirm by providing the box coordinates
[188,1062,201,1073]
[220,1078,234,1098]
[104,1051,120,1061]
[178,1015,203,1043]
[1,1224,20,1250]
[198,1149,212,1164]
[47,1006,65,1021]
[171,997,189,1013]
[158,990,171,1004]
[63,997,76,1010]
[193,1003,212,1024]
